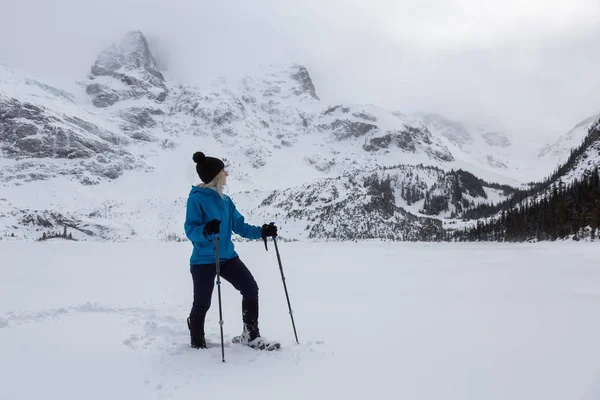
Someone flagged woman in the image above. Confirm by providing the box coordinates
[184,151,278,350]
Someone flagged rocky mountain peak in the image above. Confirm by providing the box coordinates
[92,31,163,81]
[290,64,319,100]
[86,31,167,107]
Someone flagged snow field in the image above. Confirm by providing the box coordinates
[1,240,600,399]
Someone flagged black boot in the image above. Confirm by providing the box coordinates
[238,300,280,350]
[187,315,207,349]
[242,300,260,341]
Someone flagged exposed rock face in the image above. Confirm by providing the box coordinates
[0,96,132,161]
[0,63,145,186]
[304,154,336,172]
[318,106,383,138]
[328,120,378,140]
[314,105,455,162]
[119,107,164,134]
[290,65,319,100]
[482,131,511,147]
[419,113,473,146]
[85,83,120,108]
[363,127,454,162]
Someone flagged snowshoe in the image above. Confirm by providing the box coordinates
[235,300,280,350]
[232,331,280,351]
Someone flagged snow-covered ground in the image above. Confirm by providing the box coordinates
[2,240,600,400]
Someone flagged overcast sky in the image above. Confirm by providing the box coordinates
[1,0,600,145]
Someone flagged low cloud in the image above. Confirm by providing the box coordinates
[1,0,599,144]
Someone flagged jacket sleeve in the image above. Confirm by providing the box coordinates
[231,201,262,240]
[184,195,214,243]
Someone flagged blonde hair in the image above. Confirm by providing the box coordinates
[197,170,227,198]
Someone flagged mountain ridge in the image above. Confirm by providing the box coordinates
[1,31,595,242]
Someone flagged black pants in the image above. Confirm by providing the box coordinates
[190,256,259,319]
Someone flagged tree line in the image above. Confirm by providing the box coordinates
[454,120,600,241]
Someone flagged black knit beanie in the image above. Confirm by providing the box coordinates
[193,152,225,183]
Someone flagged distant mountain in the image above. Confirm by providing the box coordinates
[85,30,168,107]
[247,163,517,240]
[537,111,600,164]
[544,119,600,185]
[453,119,600,242]
[415,112,540,181]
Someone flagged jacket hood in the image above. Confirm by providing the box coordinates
[189,185,221,197]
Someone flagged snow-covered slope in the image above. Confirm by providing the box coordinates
[550,119,600,184]
[416,113,541,183]
[448,118,600,235]
[248,165,513,240]
[537,111,600,165]
[0,64,147,185]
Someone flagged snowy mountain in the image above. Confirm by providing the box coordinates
[547,119,600,185]
[85,31,168,107]
[249,165,513,240]
[0,31,569,242]
[415,113,542,182]
[537,111,600,164]
[448,117,600,241]
[0,64,147,185]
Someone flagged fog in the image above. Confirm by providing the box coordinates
[2,0,600,145]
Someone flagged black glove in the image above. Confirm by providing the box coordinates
[261,223,278,239]
[204,219,221,235]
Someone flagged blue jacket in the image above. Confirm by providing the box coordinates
[184,186,262,266]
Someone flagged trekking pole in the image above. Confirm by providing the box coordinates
[272,235,299,344]
[214,235,225,362]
